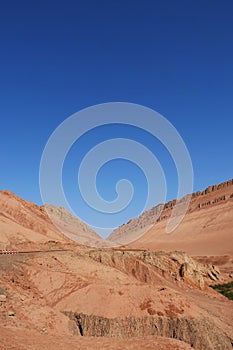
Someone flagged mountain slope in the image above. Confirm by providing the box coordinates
[0,190,103,249]
[43,204,112,247]
[109,179,233,255]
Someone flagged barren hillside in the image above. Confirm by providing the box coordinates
[0,190,105,249]
[0,183,233,349]
[109,179,233,255]
[0,247,232,349]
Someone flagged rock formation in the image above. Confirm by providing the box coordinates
[64,312,232,350]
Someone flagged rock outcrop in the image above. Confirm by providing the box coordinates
[88,249,221,289]
[64,312,232,350]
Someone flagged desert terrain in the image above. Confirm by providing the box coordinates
[0,180,233,349]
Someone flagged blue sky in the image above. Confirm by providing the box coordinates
[0,1,233,233]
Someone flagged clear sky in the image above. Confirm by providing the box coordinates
[0,1,233,233]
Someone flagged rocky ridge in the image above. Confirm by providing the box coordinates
[87,249,221,289]
[109,179,233,246]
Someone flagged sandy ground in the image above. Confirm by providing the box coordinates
[0,326,193,350]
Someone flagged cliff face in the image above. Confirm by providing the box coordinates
[64,312,232,350]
